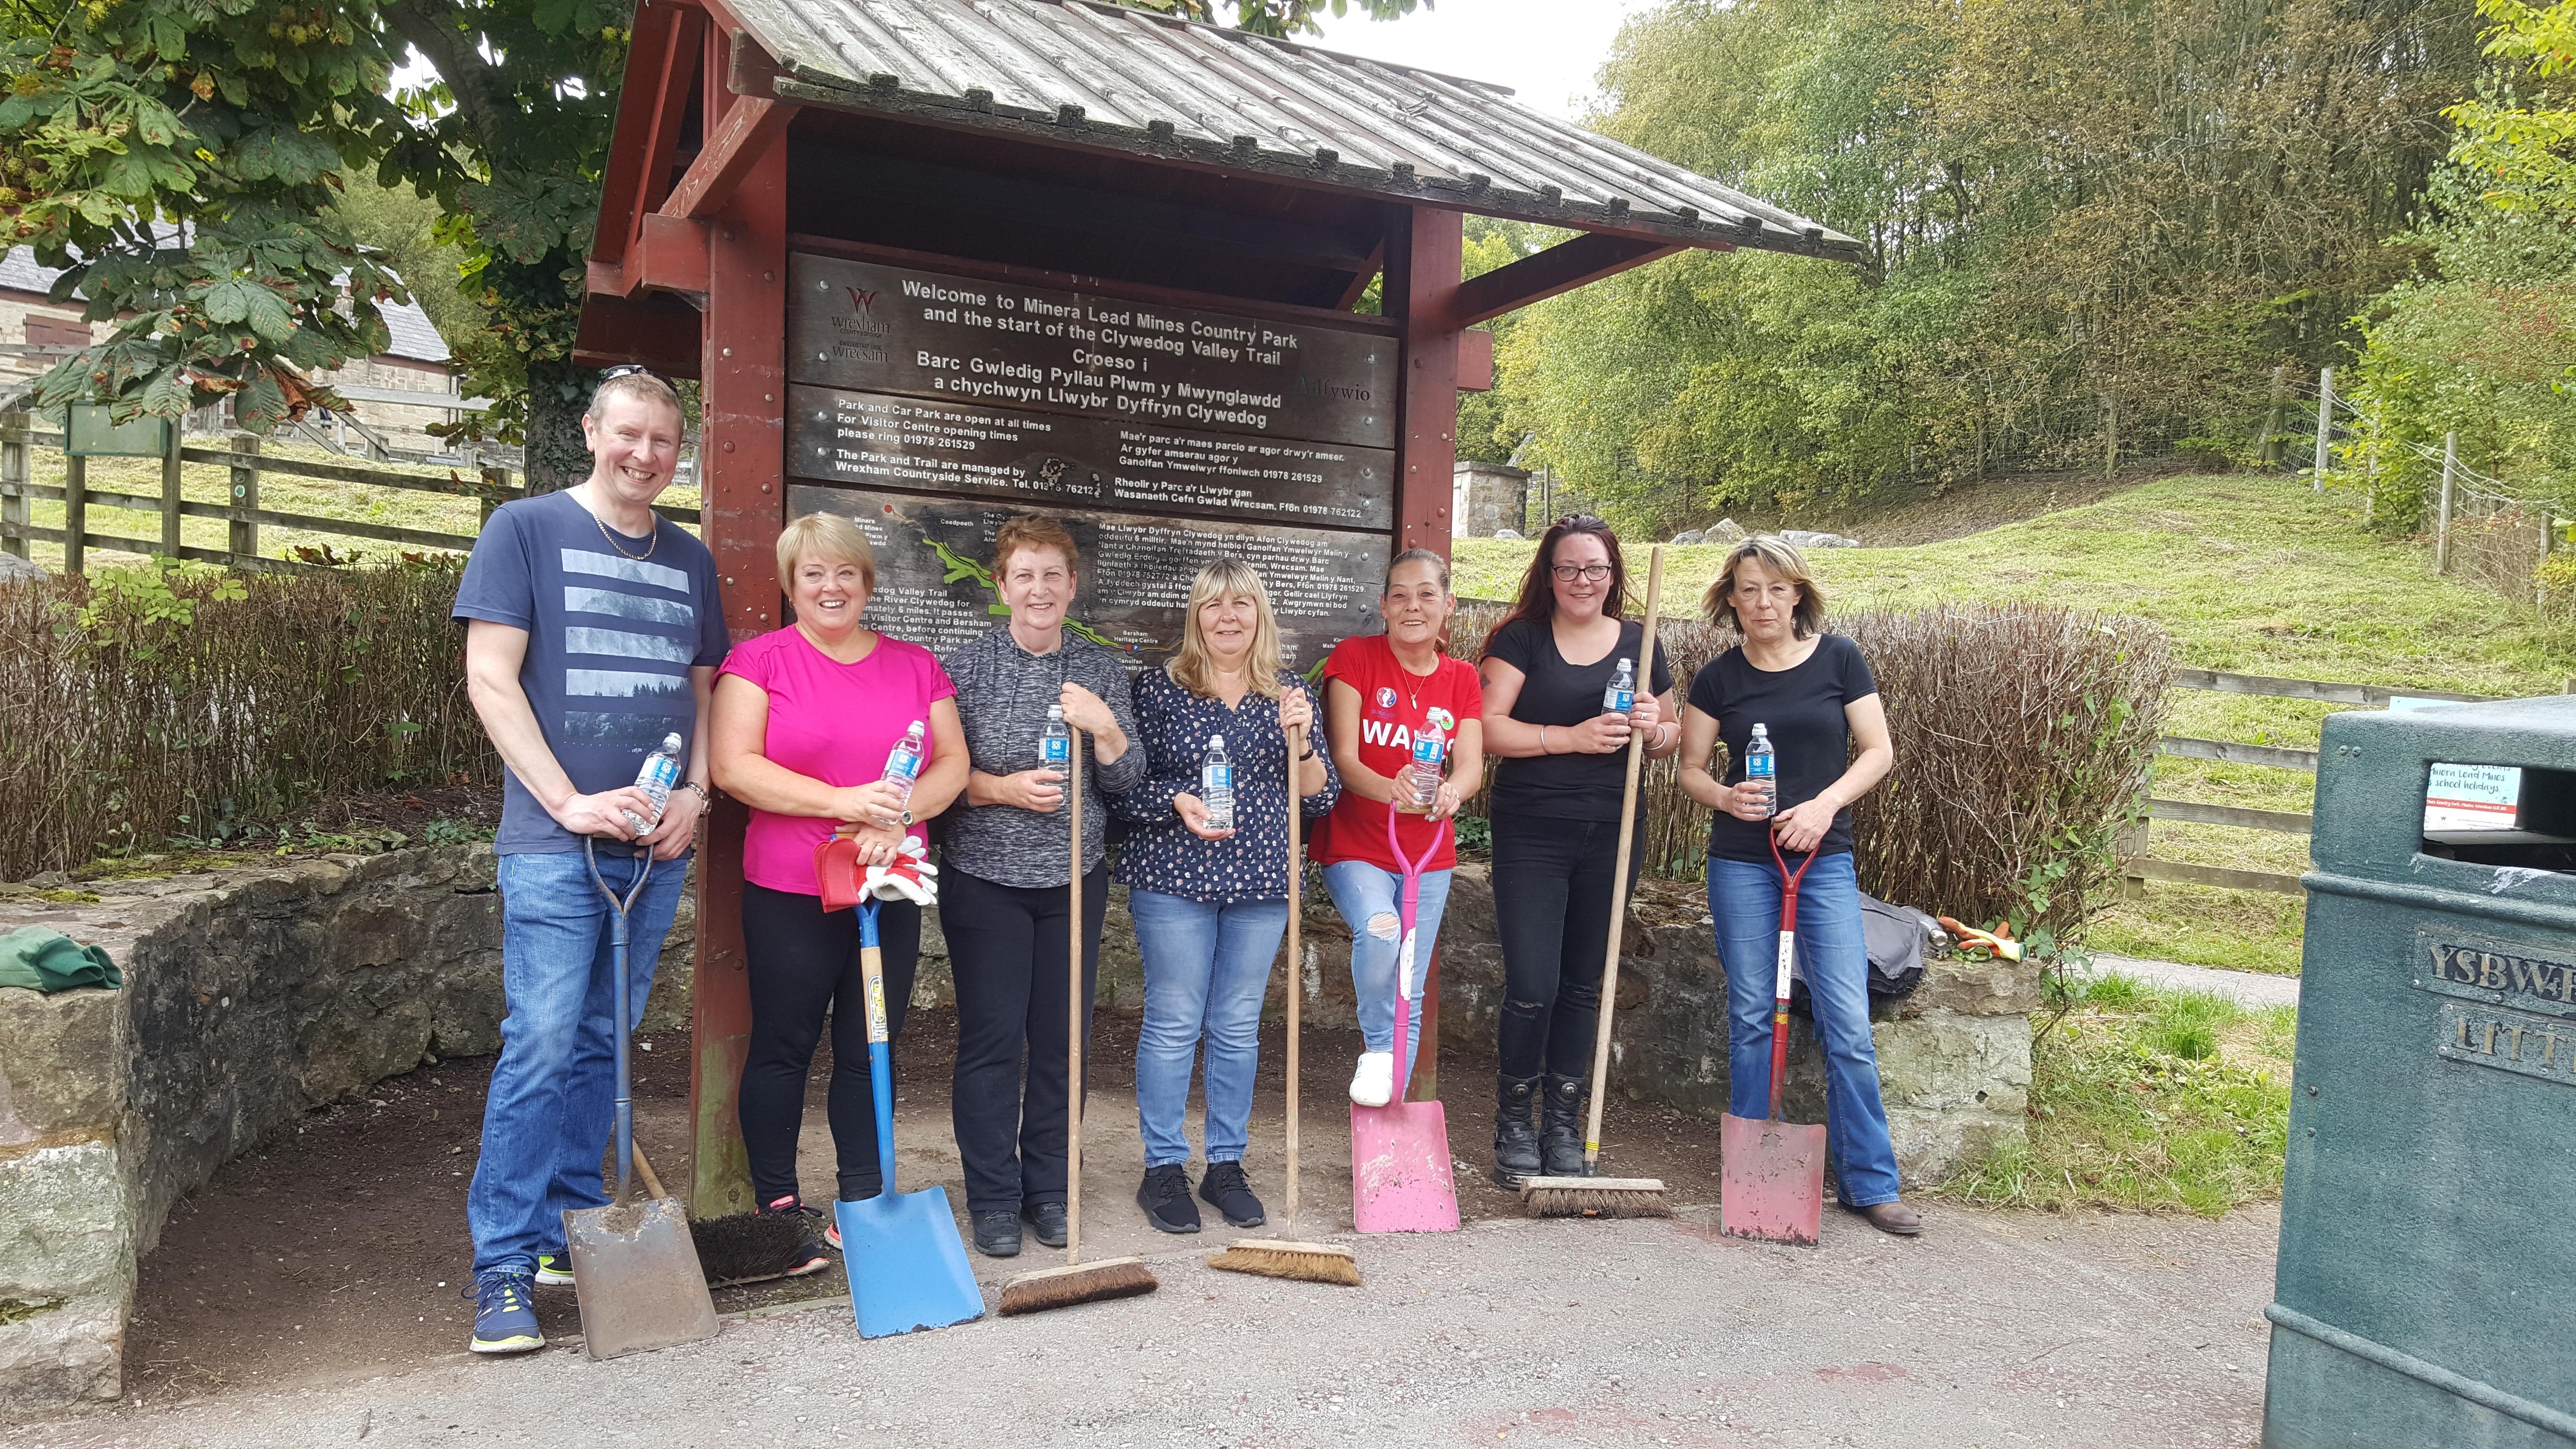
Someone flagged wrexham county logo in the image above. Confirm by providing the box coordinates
[847,287,879,315]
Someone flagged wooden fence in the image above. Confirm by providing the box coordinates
[0,408,696,574]
[2122,668,2513,896]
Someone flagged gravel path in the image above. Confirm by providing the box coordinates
[2087,953,2301,1010]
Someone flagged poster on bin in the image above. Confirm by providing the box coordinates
[2390,697,2521,833]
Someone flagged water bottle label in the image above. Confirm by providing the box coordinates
[644,755,678,789]
[888,752,921,783]
[1041,737,1070,766]
[1749,757,1774,777]
[1411,735,1444,765]
[1204,765,1231,791]
[1606,687,1633,713]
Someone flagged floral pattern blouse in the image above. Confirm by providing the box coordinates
[1112,666,1341,904]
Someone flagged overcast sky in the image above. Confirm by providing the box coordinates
[1310,0,1659,119]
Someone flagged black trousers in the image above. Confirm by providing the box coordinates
[941,864,1108,1215]
[1490,811,1645,1080]
[737,882,920,1205]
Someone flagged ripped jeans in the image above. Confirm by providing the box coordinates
[1322,860,1453,1090]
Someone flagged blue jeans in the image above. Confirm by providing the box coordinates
[1322,861,1452,1087]
[1707,852,1901,1208]
[1129,890,1290,1169]
[469,848,690,1277]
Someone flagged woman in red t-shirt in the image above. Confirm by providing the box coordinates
[1315,547,1485,1110]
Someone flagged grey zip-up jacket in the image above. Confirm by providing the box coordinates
[939,624,1145,889]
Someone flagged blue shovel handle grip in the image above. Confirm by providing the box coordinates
[857,901,898,1192]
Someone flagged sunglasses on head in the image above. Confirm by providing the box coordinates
[599,364,662,385]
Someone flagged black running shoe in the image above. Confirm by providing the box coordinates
[1197,1160,1266,1228]
[971,1209,1022,1257]
[1020,1200,1068,1249]
[757,1194,834,1277]
[1136,1164,1201,1233]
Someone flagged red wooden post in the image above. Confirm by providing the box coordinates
[1389,203,1461,1102]
[685,115,789,1217]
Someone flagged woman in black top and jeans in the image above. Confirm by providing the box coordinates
[1476,516,1677,1185]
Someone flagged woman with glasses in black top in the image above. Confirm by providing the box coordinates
[1475,516,1678,1186]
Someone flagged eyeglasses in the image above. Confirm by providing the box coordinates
[1550,564,1613,582]
[599,364,662,384]
[1556,513,1602,528]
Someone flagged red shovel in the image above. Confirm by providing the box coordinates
[1350,809,1460,1234]
[1719,830,1827,1246]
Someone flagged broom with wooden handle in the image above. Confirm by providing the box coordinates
[1522,545,1674,1219]
[1211,719,1361,1285]
[999,723,1158,1313]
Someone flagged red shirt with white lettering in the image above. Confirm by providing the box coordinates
[1313,632,1484,872]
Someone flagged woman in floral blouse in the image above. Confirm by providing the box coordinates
[1112,557,1338,1235]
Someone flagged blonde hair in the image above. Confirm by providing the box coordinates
[1703,533,1826,638]
[992,514,1081,576]
[775,512,877,595]
[1167,557,1284,701]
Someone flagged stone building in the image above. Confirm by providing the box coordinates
[1451,458,1530,539]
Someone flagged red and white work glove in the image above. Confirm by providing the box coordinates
[864,835,939,906]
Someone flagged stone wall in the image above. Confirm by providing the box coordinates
[0,845,692,1415]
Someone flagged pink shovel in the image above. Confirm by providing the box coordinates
[1350,810,1461,1234]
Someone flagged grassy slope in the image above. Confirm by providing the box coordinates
[1458,473,2576,974]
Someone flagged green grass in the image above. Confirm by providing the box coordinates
[11,438,700,575]
[1937,976,2296,1216]
[1459,473,2576,975]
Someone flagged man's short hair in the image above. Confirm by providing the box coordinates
[992,515,1081,576]
[774,512,877,596]
[586,369,684,426]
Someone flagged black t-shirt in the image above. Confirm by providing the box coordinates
[1688,633,1878,862]
[1483,615,1676,823]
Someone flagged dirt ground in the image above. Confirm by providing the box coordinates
[121,1005,1729,1401]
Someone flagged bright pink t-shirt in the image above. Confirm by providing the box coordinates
[716,627,955,895]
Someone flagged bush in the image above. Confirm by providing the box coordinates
[0,560,495,880]
[1453,599,2170,955]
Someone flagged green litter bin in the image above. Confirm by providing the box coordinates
[2267,695,2576,1447]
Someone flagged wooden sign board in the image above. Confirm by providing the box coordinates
[785,253,1397,670]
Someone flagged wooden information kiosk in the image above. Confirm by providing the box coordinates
[574,0,1856,1214]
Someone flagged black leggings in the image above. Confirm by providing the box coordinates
[738,882,920,1205]
[941,864,1108,1215]
[1490,811,1644,1080]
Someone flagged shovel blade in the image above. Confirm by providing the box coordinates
[563,1197,721,1360]
[1351,1100,1459,1234]
[836,1186,984,1338]
[1719,1111,1827,1247]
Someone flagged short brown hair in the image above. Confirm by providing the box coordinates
[585,369,683,427]
[1704,533,1827,638]
[992,515,1081,576]
[775,512,877,595]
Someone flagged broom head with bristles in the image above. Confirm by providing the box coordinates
[1519,1175,1673,1219]
[1207,1238,1362,1286]
[995,1256,1159,1315]
[686,1211,829,1287]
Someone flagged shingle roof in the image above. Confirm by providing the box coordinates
[0,244,452,364]
[741,0,1861,262]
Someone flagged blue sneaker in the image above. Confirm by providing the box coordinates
[468,1272,543,1355]
[533,1254,574,1287]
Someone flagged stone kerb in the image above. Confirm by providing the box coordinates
[0,845,693,1416]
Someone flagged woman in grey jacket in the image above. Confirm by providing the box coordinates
[938,515,1144,1258]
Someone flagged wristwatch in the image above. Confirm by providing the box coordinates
[677,781,710,804]
[900,809,915,827]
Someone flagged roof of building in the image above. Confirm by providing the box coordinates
[740,0,1861,262]
[0,243,452,365]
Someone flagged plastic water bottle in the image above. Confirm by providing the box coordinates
[1038,704,1072,812]
[1745,722,1776,819]
[881,719,926,807]
[1602,656,1635,715]
[1400,725,1446,814]
[1202,733,1235,833]
[624,733,683,835]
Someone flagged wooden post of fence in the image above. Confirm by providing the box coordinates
[227,432,258,564]
[2436,432,2456,575]
[2313,366,2334,492]
[2256,363,2290,467]
[63,451,85,575]
[0,408,25,561]
[158,414,183,558]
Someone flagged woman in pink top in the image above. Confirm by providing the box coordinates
[709,512,967,1263]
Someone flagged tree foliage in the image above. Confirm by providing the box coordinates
[1493,0,2491,535]
[1119,0,1423,36]
[2447,0,2576,216]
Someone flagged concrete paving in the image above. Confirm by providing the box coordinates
[5,1201,2281,1449]
[2087,953,2301,1010]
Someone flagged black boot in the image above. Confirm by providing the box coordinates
[1492,1074,1541,1187]
[1541,1073,1589,1177]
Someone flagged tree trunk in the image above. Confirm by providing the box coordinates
[520,356,594,494]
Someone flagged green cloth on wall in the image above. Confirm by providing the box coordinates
[0,926,121,993]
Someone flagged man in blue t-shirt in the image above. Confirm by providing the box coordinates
[450,369,728,1355]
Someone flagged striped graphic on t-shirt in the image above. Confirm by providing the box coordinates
[558,547,696,754]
